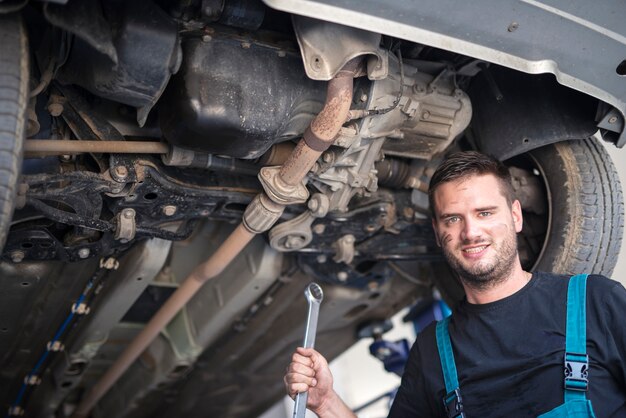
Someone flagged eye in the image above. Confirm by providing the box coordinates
[478,211,492,217]
[444,215,461,225]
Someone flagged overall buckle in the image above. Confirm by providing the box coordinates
[442,388,465,418]
[564,352,589,391]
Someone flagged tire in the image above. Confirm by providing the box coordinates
[0,13,28,251]
[513,138,624,277]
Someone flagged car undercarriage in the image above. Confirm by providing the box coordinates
[0,0,624,417]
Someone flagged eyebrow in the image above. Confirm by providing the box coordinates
[475,206,499,212]
[437,206,500,220]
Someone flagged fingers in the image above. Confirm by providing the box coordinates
[294,347,328,371]
[284,371,317,397]
[284,348,324,397]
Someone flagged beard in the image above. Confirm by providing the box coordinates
[441,227,519,291]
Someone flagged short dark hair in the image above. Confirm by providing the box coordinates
[428,151,515,217]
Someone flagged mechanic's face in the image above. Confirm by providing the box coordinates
[431,174,523,290]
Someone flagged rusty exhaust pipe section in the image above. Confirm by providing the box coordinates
[72,57,362,418]
[24,139,170,155]
[279,58,361,185]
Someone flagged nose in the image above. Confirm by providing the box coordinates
[461,217,482,242]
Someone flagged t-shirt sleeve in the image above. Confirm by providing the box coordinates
[387,337,436,418]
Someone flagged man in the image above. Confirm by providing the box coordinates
[284,151,626,417]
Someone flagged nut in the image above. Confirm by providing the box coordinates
[47,103,64,117]
[10,250,25,263]
[337,271,348,282]
[78,248,90,259]
[114,165,128,179]
[313,224,326,235]
[123,208,135,219]
[162,205,177,216]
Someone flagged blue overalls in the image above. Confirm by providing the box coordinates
[435,274,596,417]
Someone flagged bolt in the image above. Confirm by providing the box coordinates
[337,271,348,282]
[114,165,128,179]
[412,84,425,94]
[163,205,177,216]
[368,280,380,291]
[365,223,377,232]
[422,111,431,120]
[360,94,368,102]
[200,209,210,216]
[122,208,135,219]
[507,21,519,32]
[608,116,618,124]
[277,50,286,57]
[308,199,319,212]
[322,152,333,163]
[241,41,251,49]
[201,34,212,42]
[48,103,64,117]
[78,248,90,259]
[10,250,25,263]
[285,236,304,249]
[313,224,326,235]
[316,254,327,263]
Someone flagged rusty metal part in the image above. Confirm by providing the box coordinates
[278,57,361,186]
[242,193,286,233]
[72,223,256,418]
[24,140,169,155]
[258,166,309,205]
[256,142,296,166]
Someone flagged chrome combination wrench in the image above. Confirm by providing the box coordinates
[293,282,324,418]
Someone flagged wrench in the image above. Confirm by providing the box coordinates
[293,282,324,418]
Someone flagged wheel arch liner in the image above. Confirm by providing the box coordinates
[468,67,599,160]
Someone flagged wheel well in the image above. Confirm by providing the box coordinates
[467,66,599,160]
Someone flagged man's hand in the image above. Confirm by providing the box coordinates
[284,347,356,417]
[284,347,333,411]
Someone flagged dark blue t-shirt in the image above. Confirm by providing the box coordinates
[388,272,626,417]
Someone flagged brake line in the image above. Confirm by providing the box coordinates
[5,258,118,417]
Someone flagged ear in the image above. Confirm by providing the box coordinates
[511,199,523,233]
[431,218,441,247]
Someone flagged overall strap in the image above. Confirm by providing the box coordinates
[436,317,465,418]
[564,274,589,402]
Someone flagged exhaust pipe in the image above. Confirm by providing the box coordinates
[71,57,362,418]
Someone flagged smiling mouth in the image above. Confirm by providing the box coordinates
[463,245,488,254]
